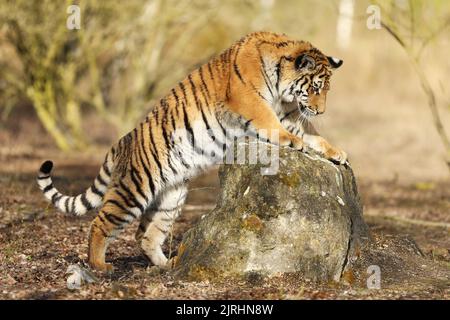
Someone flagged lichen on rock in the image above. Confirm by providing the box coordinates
[172,143,370,282]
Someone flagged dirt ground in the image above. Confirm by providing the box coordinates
[0,112,449,300]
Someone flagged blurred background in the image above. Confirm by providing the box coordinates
[0,0,449,299]
[0,0,449,202]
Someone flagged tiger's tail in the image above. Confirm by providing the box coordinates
[36,150,115,216]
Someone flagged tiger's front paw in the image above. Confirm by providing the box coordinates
[279,133,304,151]
[324,146,347,164]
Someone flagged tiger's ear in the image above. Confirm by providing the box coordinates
[327,56,343,69]
[295,54,315,70]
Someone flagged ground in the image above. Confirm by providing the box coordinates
[0,112,449,300]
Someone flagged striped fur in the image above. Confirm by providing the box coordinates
[37,32,346,272]
[37,150,115,216]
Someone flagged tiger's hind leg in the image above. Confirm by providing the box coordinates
[136,184,187,268]
[88,185,147,272]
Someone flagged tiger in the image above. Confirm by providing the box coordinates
[37,31,346,272]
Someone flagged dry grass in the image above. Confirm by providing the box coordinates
[0,112,449,299]
[0,0,449,300]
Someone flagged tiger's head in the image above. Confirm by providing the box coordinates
[276,45,343,117]
[231,32,342,118]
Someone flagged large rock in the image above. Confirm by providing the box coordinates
[172,143,370,282]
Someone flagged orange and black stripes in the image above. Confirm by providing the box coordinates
[36,31,343,272]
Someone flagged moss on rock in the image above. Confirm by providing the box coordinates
[172,144,370,282]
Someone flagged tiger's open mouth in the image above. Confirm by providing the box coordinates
[293,91,318,117]
[297,101,318,117]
